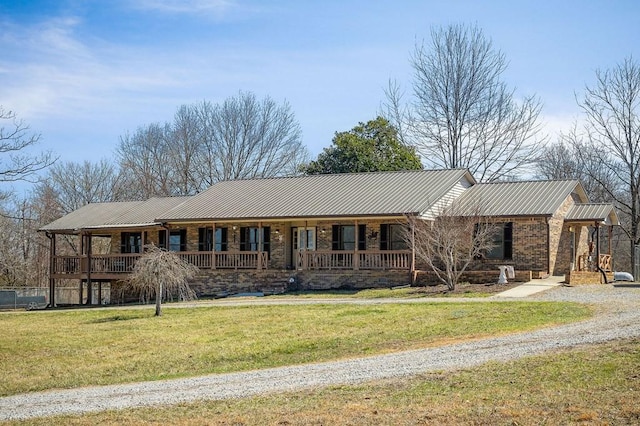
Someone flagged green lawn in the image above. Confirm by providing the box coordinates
[0,301,590,397]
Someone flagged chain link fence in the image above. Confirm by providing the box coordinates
[0,285,111,310]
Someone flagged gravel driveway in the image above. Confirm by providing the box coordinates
[1,284,639,421]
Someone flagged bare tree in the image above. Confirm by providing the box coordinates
[0,107,56,198]
[40,159,127,214]
[126,245,198,316]
[570,57,640,272]
[536,126,619,203]
[0,197,50,287]
[195,92,308,184]
[116,93,308,197]
[405,206,497,291]
[168,105,203,194]
[117,123,175,199]
[385,24,544,182]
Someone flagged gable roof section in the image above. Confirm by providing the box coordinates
[40,197,190,233]
[566,203,619,225]
[454,180,585,217]
[157,169,475,222]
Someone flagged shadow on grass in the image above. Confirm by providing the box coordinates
[86,313,148,324]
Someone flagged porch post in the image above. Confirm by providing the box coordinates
[411,219,416,284]
[80,232,85,305]
[87,233,93,305]
[212,222,216,269]
[354,220,359,271]
[48,232,56,308]
[303,221,308,270]
[596,221,601,268]
[257,222,262,270]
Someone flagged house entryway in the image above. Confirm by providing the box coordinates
[292,227,316,269]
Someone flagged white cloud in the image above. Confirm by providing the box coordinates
[0,15,189,119]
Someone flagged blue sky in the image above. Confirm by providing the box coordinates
[1,0,639,186]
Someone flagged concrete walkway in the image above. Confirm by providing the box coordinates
[492,275,565,298]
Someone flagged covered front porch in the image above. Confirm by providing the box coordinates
[563,203,619,284]
[46,217,415,305]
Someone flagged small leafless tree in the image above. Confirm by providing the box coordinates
[385,24,544,182]
[126,245,198,316]
[0,107,56,198]
[405,206,497,291]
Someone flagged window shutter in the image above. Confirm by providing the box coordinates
[120,233,128,253]
[263,227,271,256]
[159,230,167,249]
[380,224,389,250]
[358,224,366,251]
[504,222,513,260]
[332,225,340,251]
[180,229,187,252]
[240,227,247,251]
[198,228,205,251]
[220,228,228,251]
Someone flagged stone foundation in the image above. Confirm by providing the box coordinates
[294,270,411,290]
[110,267,538,304]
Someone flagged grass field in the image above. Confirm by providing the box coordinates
[5,338,639,425]
[0,300,589,397]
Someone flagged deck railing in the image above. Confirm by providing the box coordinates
[53,251,270,275]
[53,250,411,276]
[576,253,613,272]
[297,250,411,270]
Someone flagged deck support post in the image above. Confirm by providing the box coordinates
[47,232,56,308]
[354,220,359,271]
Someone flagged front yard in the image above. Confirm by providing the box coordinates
[0,299,589,397]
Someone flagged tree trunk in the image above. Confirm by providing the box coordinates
[155,277,162,317]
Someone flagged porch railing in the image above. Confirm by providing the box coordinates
[576,253,613,272]
[53,250,411,276]
[52,251,270,275]
[297,250,411,270]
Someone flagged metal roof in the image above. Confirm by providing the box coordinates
[39,197,190,233]
[454,180,586,217]
[566,203,619,225]
[157,169,475,221]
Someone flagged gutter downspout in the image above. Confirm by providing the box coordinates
[161,224,170,250]
[546,218,551,276]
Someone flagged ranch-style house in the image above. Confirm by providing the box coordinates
[40,169,618,306]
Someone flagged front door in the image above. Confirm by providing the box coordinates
[293,227,316,269]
